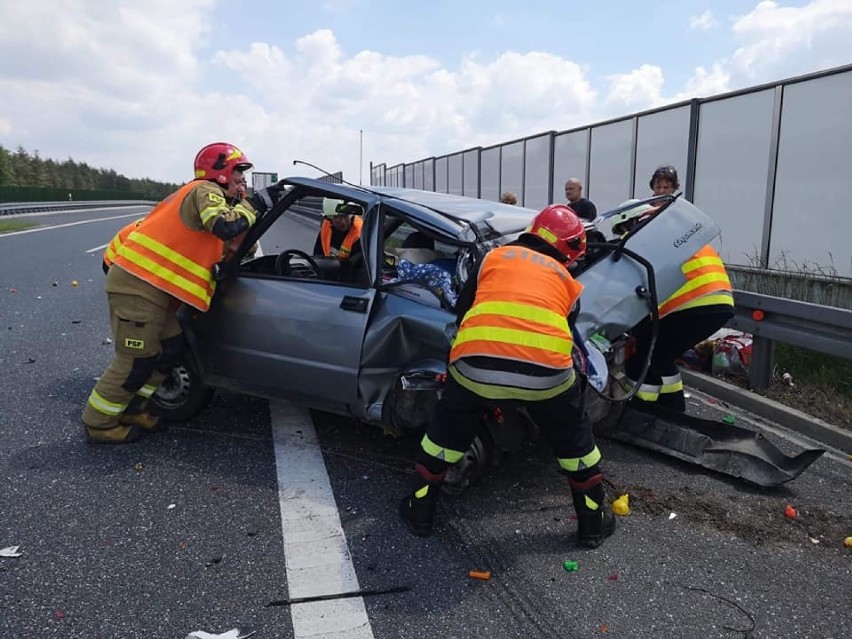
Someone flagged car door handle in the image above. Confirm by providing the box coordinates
[340,296,369,313]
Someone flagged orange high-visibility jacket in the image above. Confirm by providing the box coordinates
[658,244,734,318]
[319,216,363,259]
[111,181,224,311]
[103,218,144,269]
[450,245,583,369]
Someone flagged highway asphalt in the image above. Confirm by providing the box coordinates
[0,206,850,639]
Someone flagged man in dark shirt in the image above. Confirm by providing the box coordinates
[564,178,597,222]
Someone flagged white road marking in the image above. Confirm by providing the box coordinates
[86,242,111,253]
[0,211,147,238]
[270,400,375,639]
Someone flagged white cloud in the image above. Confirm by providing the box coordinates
[1,0,849,186]
[730,0,852,81]
[689,10,717,30]
[604,65,666,110]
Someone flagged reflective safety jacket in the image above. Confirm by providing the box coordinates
[111,181,224,311]
[449,245,583,400]
[319,216,363,259]
[658,244,733,318]
[103,218,144,269]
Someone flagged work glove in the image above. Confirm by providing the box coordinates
[248,181,288,215]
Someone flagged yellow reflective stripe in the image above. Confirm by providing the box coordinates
[234,202,256,226]
[420,434,465,464]
[683,255,724,271]
[450,365,575,401]
[558,446,602,472]
[118,245,211,305]
[105,245,117,262]
[660,375,683,395]
[535,227,558,244]
[661,272,732,306]
[454,326,572,355]
[126,231,210,282]
[584,495,600,510]
[137,384,157,398]
[414,485,430,499]
[463,301,569,331]
[675,292,734,312]
[87,390,127,416]
[199,202,229,225]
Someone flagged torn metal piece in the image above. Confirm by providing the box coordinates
[603,404,824,487]
[0,546,22,557]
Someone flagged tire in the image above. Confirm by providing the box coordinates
[150,358,215,422]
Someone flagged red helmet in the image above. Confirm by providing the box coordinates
[525,204,587,265]
[193,142,253,185]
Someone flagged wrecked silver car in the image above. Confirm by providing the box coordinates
[151,178,823,488]
[152,177,533,434]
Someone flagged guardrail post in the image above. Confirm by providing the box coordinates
[749,336,774,393]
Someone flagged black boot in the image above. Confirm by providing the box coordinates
[570,474,616,549]
[399,483,441,537]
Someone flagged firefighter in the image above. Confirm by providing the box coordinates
[82,142,288,444]
[399,204,617,549]
[624,167,735,411]
[313,198,363,259]
[103,218,144,274]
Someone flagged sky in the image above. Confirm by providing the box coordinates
[1,0,850,186]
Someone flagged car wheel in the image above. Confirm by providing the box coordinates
[150,359,214,421]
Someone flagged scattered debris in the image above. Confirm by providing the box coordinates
[722,414,736,425]
[562,560,579,572]
[102,338,113,345]
[683,585,756,634]
[784,504,798,519]
[782,372,795,388]
[167,504,176,510]
[206,555,225,567]
[668,512,677,520]
[267,586,410,606]
[0,546,23,558]
[25,358,36,364]
[178,540,187,549]
[844,537,852,548]
[607,574,619,581]
[809,537,820,544]
[71,280,79,287]
[9,287,16,293]
[134,463,144,472]
[51,281,58,287]
[600,624,608,634]
[611,494,630,516]
[54,610,66,621]
[468,570,492,581]
[71,320,81,324]
[185,628,256,639]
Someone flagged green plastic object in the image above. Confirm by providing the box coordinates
[562,560,579,572]
[722,414,736,424]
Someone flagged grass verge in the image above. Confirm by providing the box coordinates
[0,219,36,234]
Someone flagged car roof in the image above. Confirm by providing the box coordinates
[282,176,537,242]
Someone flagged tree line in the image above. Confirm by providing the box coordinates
[0,144,180,200]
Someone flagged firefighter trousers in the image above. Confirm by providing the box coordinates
[82,292,183,430]
[416,372,602,482]
[626,305,734,411]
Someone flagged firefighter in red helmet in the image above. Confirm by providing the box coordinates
[399,204,616,549]
[82,142,287,444]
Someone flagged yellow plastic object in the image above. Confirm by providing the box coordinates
[844,537,852,548]
[611,494,630,516]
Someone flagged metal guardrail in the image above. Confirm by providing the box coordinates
[0,201,153,215]
[728,290,852,391]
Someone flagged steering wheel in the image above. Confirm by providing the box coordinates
[275,249,322,278]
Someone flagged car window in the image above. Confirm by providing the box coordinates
[237,193,369,286]
[380,211,461,309]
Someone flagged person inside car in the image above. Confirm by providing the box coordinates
[399,204,616,549]
[313,198,364,259]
